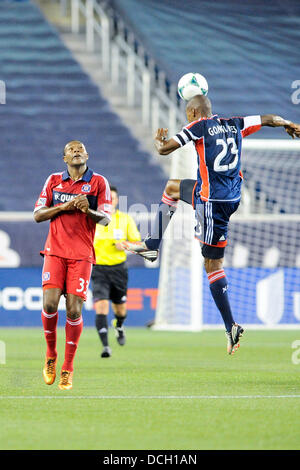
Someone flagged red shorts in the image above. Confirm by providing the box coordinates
[42,255,93,301]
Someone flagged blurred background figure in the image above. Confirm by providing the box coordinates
[92,185,141,358]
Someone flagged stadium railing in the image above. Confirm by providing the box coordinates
[58,0,184,140]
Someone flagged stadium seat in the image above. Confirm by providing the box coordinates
[111,0,300,132]
[0,1,166,211]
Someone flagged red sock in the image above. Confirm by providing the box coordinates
[161,191,178,208]
[41,310,58,358]
[62,316,83,372]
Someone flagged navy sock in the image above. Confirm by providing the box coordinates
[208,270,234,332]
[145,192,178,250]
[95,314,109,347]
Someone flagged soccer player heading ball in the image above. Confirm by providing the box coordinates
[34,141,112,390]
[122,95,300,354]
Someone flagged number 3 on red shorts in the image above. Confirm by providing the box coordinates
[76,277,89,295]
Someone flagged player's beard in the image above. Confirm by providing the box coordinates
[70,156,86,167]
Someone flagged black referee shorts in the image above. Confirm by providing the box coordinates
[91,262,128,304]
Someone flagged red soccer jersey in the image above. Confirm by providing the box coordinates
[34,168,112,263]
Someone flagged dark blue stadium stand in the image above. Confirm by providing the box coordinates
[111,0,300,135]
[0,0,166,211]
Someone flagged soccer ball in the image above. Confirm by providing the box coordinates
[177,73,208,101]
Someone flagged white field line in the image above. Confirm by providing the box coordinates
[0,395,300,400]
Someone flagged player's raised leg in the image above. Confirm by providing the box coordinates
[94,299,111,358]
[145,179,179,250]
[122,179,189,259]
[59,293,84,390]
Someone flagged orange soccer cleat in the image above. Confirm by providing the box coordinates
[43,357,57,385]
[58,370,73,390]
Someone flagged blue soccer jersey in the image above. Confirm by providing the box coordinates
[173,115,261,202]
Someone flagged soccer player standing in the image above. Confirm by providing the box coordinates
[92,185,141,358]
[34,141,112,389]
[123,95,300,354]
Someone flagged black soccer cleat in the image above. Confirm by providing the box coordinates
[101,346,112,358]
[226,323,244,355]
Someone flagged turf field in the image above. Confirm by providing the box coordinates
[0,327,300,450]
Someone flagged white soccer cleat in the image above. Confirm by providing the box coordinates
[226,323,244,355]
[120,241,159,262]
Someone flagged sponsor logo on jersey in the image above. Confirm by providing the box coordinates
[38,197,47,205]
[52,190,98,210]
[53,191,77,204]
[219,235,226,241]
[56,183,63,189]
[81,184,91,193]
[43,272,50,281]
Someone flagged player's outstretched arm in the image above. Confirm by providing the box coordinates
[154,128,181,155]
[33,198,77,223]
[261,115,300,138]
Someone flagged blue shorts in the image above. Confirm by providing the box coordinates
[179,179,239,259]
[194,198,239,259]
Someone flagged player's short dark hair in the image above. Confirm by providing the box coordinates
[110,185,118,194]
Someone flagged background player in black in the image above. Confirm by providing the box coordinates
[92,185,141,358]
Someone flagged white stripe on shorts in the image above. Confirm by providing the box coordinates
[205,202,213,245]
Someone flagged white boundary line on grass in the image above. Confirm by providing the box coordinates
[1,395,300,400]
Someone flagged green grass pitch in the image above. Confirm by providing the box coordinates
[0,327,300,450]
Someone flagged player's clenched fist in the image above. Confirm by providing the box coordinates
[61,198,77,211]
[284,122,300,139]
[73,194,90,213]
[154,128,169,153]
[155,128,168,142]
